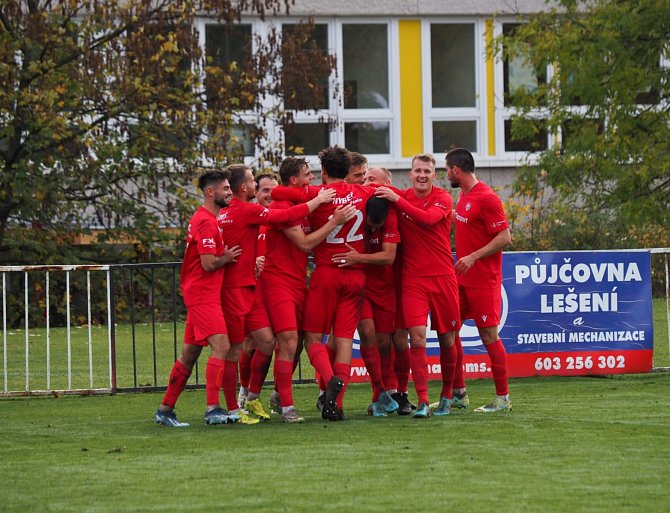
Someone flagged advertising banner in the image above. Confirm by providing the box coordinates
[349,250,653,382]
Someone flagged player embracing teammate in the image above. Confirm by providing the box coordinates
[155,147,511,426]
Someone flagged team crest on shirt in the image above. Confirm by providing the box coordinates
[465,202,472,211]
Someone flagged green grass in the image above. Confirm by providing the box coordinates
[0,374,669,513]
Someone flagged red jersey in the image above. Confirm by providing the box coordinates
[394,186,455,277]
[218,198,310,288]
[454,181,509,288]
[180,206,225,307]
[271,182,375,269]
[257,226,268,258]
[365,208,400,297]
[261,199,312,288]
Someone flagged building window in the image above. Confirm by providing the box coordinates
[205,24,253,109]
[504,119,547,152]
[430,24,476,108]
[427,21,481,155]
[344,121,390,154]
[284,122,330,156]
[432,120,477,154]
[342,24,389,109]
[282,23,330,111]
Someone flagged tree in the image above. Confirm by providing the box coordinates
[0,0,334,264]
[499,0,670,250]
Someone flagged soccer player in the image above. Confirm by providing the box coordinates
[346,151,368,185]
[332,196,400,417]
[154,170,242,427]
[236,173,279,413]
[375,154,461,418]
[446,147,512,412]
[219,164,335,423]
[261,156,356,423]
[271,146,376,421]
[363,167,413,414]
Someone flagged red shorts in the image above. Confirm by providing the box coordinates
[361,290,396,334]
[459,284,502,328]
[184,303,227,347]
[402,274,461,334]
[221,286,270,344]
[261,276,306,335]
[248,283,271,334]
[303,267,365,339]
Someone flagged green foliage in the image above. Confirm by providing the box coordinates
[498,0,670,251]
[0,1,333,264]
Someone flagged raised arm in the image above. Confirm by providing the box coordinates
[271,184,322,202]
[375,187,449,227]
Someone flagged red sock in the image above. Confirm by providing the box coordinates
[360,345,384,401]
[274,358,294,407]
[394,346,410,393]
[439,343,457,399]
[249,350,272,395]
[306,344,334,384]
[238,350,252,388]
[333,362,351,409]
[318,344,337,390]
[453,334,465,389]
[409,346,429,405]
[221,358,239,411]
[486,340,509,396]
[205,357,225,407]
[162,360,191,408]
[380,349,397,391]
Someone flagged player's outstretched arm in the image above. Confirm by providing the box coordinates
[332,242,397,267]
[375,186,448,227]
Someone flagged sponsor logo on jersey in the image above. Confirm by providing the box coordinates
[202,237,216,248]
[217,211,232,224]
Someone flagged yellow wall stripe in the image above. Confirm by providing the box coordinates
[485,19,496,156]
[399,20,423,158]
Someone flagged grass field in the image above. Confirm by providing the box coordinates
[1,299,669,512]
[1,374,669,513]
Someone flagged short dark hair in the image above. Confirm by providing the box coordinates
[226,164,252,193]
[366,196,389,226]
[278,157,308,185]
[348,151,368,169]
[255,172,279,187]
[446,148,475,172]
[318,146,350,179]
[197,170,230,192]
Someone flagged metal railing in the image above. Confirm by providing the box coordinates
[0,262,309,397]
